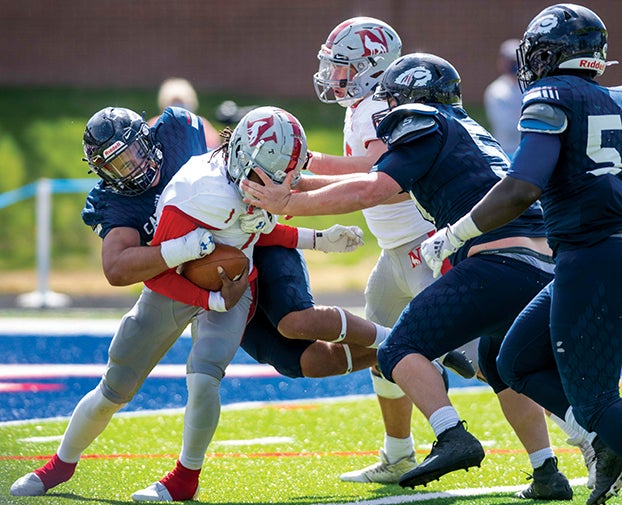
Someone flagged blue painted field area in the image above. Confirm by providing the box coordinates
[0,318,479,422]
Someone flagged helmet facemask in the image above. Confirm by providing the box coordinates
[314,52,387,107]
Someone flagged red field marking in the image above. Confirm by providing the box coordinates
[0,382,64,393]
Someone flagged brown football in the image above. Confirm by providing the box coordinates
[179,243,249,291]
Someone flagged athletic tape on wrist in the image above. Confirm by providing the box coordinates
[208,291,227,312]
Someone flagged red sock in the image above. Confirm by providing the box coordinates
[34,454,77,491]
[160,460,200,501]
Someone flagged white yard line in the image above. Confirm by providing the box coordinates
[313,478,588,505]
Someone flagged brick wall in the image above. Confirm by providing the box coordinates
[1,0,620,104]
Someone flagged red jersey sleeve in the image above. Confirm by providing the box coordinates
[256,223,299,248]
[145,205,214,310]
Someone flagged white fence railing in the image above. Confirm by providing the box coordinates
[0,178,93,308]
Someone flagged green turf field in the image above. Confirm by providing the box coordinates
[0,389,595,504]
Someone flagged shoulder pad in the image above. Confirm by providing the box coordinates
[376,104,439,146]
[519,103,567,134]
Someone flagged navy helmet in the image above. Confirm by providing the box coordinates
[516,3,608,91]
[83,107,162,196]
[373,52,461,107]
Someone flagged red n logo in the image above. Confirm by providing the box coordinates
[355,28,389,56]
[408,248,422,268]
[247,116,277,147]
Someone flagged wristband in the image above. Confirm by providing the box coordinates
[296,227,316,250]
[160,238,186,268]
[450,214,483,242]
[208,291,227,312]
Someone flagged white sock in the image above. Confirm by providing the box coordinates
[529,447,555,469]
[180,373,221,470]
[384,434,414,463]
[58,387,124,463]
[428,406,460,438]
[368,323,391,349]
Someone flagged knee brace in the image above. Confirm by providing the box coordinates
[330,306,347,343]
[342,344,353,375]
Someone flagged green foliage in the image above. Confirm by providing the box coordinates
[0,391,591,504]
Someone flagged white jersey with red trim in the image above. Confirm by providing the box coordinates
[155,152,258,269]
[344,95,434,249]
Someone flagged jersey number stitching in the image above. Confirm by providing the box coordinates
[586,114,622,176]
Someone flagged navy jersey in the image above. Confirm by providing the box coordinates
[375,104,546,264]
[510,75,622,252]
[81,107,209,244]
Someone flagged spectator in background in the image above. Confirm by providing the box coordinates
[483,39,522,158]
[149,77,221,148]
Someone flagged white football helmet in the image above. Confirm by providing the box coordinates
[227,106,308,197]
[314,17,402,107]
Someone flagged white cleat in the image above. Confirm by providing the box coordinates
[132,481,200,502]
[567,437,597,489]
[340,449,417,484]
[10,472,46,496]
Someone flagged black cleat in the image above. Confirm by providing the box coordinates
[441,350,476,379]
[515,457,573,500]
[399,420,485,488]
[586,437,622,505]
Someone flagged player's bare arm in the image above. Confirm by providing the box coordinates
[309,139,386,175]
[101,227,170,286]
[470,176,542,233]
[243,168,402,216]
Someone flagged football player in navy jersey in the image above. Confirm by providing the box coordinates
[9,105,389,501]
[421,4,622,505]
[242,53,574,498]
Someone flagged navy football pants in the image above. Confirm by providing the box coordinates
[498,237,622,455]
[378,253,553,393]
[241,246,315,378]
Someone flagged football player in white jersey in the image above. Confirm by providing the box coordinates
[9,106,375,502]
[308,16,476,483]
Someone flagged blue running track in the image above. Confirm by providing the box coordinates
[0,318,480,422]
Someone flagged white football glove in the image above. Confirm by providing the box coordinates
[160,228,215,268]
[239,207,278,234]
[315,224,364,253]
[420,226,464,278]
